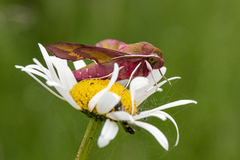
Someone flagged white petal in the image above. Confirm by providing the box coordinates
[149,111,168,121]
[17,64,60,99]
[98,119,119,148]
[47,57,80,110]
[97,92,120,114]
[106,111,134,123]
[16,44,81,110]
[148,69,162,86]
[157,111,179,146]
[134,110,179,145]
[63,93,81,110]
[135,121,169,150]
[32,58,53,78]
[160,67,167,75]
[130,77,149,91]
[145,67,166,88]
[142,100,197,115]
[88,63,119,112]
[52,85,81,110]
[135,76,181,105]
[38,43,60,84]
[155,76,181,90]
[20,67,49,81]
[21,70,65,100]
[73,60,86,70]
[20,63,45,73]
[105,63,119,90]
[130,77,149,113]
[46,80,62,87]
[15,65,23,69]
[151,77,181,93]
[50,57,77,91]
[133,111,167,121]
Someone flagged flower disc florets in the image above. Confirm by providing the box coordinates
[69,79,137,120]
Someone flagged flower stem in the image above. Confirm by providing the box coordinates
[75,118,103,160]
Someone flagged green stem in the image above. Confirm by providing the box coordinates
[75,118,103,160]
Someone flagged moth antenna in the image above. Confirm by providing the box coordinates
[122,62,142,94]
[159,69,171,85]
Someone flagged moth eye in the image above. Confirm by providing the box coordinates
[148,57,156,64]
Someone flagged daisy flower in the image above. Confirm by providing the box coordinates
[15,44,81,110]
[15,44,197,153]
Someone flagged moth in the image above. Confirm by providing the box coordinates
[45,39,170,83]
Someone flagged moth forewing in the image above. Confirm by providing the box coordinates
[45,40,167,82]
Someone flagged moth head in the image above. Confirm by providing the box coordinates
[153,47,163,58]
[148,55,164,69]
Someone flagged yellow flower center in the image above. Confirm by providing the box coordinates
[69,79,137,120]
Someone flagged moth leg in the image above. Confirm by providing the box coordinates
[158,69,171,85]
[145,60,158,91]
[96,73,112,79]
[122,62,142,94]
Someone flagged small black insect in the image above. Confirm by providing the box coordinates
[114,101,140,134]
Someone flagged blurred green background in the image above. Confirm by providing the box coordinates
[1,0,240,159]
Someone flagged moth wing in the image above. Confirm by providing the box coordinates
[96,39,127,51]
[45,43,128,63]
[119,42,163,57]
[110,54,155,61]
